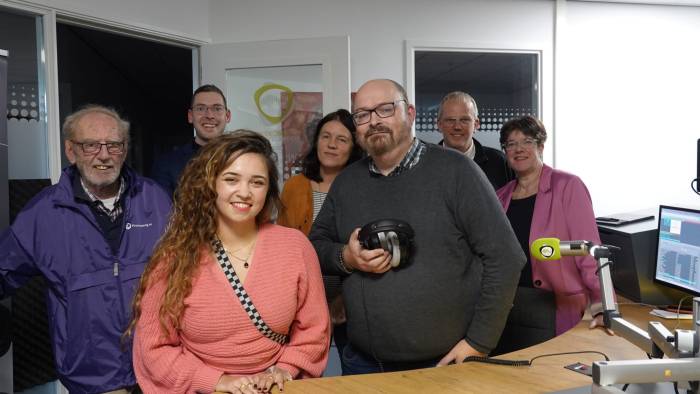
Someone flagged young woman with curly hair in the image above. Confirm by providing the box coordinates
[128,131,330,394]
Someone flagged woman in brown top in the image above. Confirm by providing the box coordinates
[277,109,363,374]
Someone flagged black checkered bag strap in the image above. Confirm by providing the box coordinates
[211,238,288,344]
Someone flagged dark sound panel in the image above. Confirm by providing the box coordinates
[0,303,9,357]
[8,179,51,222]
[8,179,57,391]
[12,277,56,391]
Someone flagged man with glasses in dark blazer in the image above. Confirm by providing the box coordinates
[152,84,232,195]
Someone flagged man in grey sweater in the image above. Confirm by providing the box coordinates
[309,79,525,375]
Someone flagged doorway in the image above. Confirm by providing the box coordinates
[56,23,194,177]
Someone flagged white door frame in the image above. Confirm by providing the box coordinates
[201,36,351,116]
[404,40,552,165]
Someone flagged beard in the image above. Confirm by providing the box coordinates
[362,125,396,156]
[79,165,122,198]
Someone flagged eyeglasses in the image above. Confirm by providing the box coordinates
[502,138,538,152]
[352,100,406,125]
[440,117,474,127]
[71,140,125,155]
[191,104,227,115]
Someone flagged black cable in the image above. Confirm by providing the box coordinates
[462,356,530,366]
[692,179,700,195]
[595,261,613,275]
[622,383,629,391]
[529,350,610,365]
[462,350,610,368]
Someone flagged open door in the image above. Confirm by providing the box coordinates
[200,36,350,183]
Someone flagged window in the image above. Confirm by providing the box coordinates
[414,50,539,149]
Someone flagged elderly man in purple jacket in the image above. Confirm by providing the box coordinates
[0,105,171,394]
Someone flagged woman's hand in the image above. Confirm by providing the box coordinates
[258,365,293,392]
[590,313,614,336]
[215,374,262,393]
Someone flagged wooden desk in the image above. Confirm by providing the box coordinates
[272,304,693,393]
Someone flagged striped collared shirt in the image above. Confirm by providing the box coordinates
[80,177,125,222]
[369,138,426,177]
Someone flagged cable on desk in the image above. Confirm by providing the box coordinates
[463,351,611,369]
[616,301,659,309]
[672,295,694,331]
[529,350,609,365]
[462,356,530,366]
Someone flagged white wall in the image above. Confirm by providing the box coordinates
[558,1,700,215]
[208,0,554,92]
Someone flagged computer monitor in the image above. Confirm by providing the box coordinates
[654,205,700,297]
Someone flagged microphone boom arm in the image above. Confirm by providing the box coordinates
[583,244,700,393]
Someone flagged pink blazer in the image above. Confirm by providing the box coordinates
[497,164,603,335]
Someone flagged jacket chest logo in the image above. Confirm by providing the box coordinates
[125,222,152,230]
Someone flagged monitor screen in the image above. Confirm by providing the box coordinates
[654,205,700,296]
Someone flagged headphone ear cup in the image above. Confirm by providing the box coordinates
[357,219,414,267]
[387,231,401,267]
[377,231,389,252]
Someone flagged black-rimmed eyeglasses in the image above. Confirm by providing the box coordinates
[71,140,126,155]
[352,100,406,125]
[191,104,227,115]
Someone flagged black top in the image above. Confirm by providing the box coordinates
[506,194,537,287]
[437,138,514,190]
[151,140,201,196]
[72,174,125,255]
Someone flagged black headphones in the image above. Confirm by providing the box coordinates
[358,219,415,268]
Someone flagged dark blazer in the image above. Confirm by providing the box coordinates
[438,138,514,190]
[150,140,200,196]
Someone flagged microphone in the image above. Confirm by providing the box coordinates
[530,238,593,261]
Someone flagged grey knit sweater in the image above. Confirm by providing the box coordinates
[310,144,525,362]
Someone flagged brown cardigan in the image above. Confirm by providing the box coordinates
[277,174,314,235]
[279,174,347,322]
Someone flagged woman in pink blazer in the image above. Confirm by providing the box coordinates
[496,116,609,337]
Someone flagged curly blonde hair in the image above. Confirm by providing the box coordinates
[127,130,281,337]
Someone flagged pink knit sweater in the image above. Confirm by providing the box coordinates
[133,224,330,394]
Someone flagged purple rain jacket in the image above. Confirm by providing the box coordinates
[0,165,172,393]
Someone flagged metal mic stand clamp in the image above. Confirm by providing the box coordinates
[588,245,700,393]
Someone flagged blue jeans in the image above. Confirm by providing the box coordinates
[341,343,441,376]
